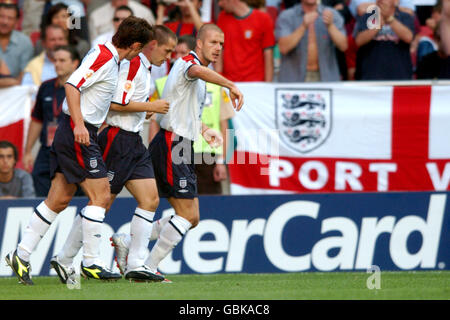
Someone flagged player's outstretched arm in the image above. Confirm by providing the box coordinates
[110,100,169,114]
[187,65,244,111]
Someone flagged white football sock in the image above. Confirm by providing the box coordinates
[57,211,84,267]
[17,202,58,262]
[81,205,105,266]
[149,214,173,241]
[127,208,155,270]
[145,215,191,272]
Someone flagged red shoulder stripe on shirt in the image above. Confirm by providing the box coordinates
[121,56,141,105]
[182,54,197,64]
[76,44,114,88]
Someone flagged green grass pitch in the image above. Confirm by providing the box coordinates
[0,271,449,300]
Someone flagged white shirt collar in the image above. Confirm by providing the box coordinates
[138,52,152,71]
[104,41,120,64]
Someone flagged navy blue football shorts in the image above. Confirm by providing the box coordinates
[50,114,107,184]
[149,129,197,199]
[98,126,155,194]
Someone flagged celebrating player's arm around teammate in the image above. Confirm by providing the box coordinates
[4,16,153,286]
[111,24,244,280]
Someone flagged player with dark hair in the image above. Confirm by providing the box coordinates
[5,16,153,286]
[111,23,244,278]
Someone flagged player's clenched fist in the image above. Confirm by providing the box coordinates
[73,124,90,146]
[149,99,170,114]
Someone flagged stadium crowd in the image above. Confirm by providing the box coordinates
[0,0,449,197]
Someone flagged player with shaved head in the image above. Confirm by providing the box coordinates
[110,23,244,278]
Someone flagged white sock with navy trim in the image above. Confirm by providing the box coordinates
[145,214,191,272]
[127,208,155,270]
[81,205,105,267]
[17,202,58,262]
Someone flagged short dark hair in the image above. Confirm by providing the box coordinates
[0,3,20,19]
[154,25,177,46]
[112,16,153,49]
[115,5,134,15]
[54,45,81,64]
[0,140,18,162]
[178,35,196,51]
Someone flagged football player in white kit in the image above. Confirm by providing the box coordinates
[5,17,153,285]
[49,26,178,284]
[110,24,244,280]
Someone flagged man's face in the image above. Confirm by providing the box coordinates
[0,8,17,35]
[0,147,15,174]
[200,30,224,64]
[113,9,132,31]
[150,38,177,66]
[44,28,68,53]
[217,0,234,13]
[174,42,191,60]
[54,50,77,78]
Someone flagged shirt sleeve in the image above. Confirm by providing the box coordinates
[20,171,36,198]
[20,38,34,74]
[111,60,136,105]
[332,9,347,36]
[262,13,276,49]
[183,56,199,81]
[66,45,112,92]
[31,85,44,122]
[275,10,294,40]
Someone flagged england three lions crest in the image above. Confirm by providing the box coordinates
[276,88,332,153]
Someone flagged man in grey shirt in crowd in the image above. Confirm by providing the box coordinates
[0,141,35,199]
[275,0,348,82]
[0,3,34,87]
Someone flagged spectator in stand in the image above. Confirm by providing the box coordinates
[275,0,348,82]
[0,3,34,87]
[215,0,275,82]
[22,24,68,86]
[23,45,82,197]
[35,3,90,59]
[354,0,414,80]
[91,5,133,48]
[349,0,415,17]
[0,140,35,199]
[411,2,442,66]
[416,21,450,79]
[89,0,155,42]
[41,0,91,42]
[156,0,205,37]
[441,0,450,55]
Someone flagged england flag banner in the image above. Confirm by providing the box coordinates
[228,82,450,194]
[0,85,35,168]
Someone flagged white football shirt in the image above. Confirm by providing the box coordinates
[63,41,120,128]
[107,53,152,133]
[155,51,206,141]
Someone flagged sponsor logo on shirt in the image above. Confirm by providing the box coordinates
[244,30,253,39]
